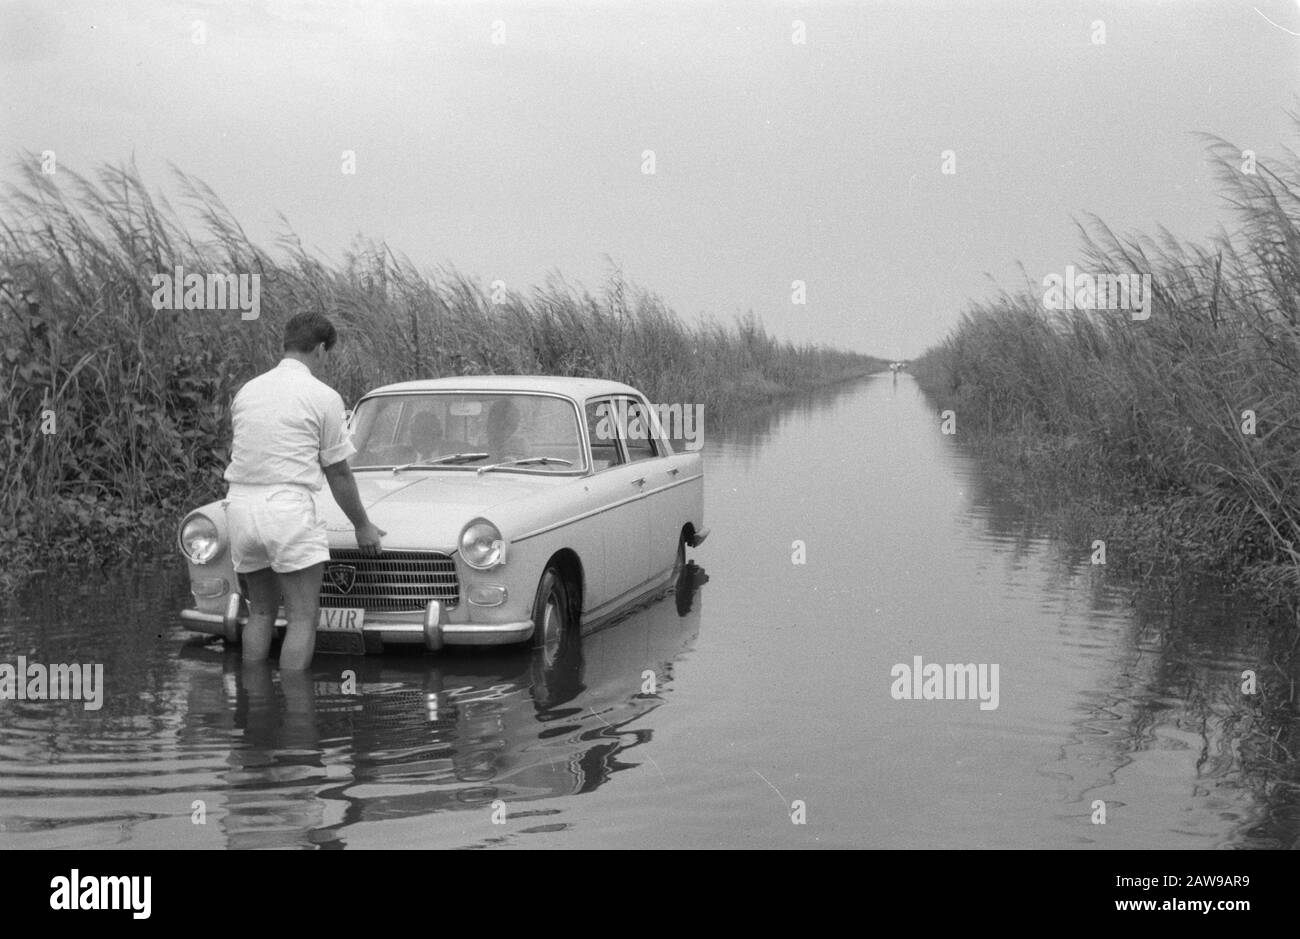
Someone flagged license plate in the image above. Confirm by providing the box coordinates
[319,607,365,632]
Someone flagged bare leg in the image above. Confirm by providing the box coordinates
[238,659,276,745]
[278,562,323,670]
[279,668,318,748]
[242,568,280,663]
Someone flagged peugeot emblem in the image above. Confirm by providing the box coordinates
[327,563,357,594]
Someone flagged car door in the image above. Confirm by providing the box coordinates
[622,396,698,580]
[583,397,652,606]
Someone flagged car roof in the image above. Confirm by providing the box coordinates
[361,374,645,401]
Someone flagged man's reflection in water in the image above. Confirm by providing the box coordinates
[224,661,334,849]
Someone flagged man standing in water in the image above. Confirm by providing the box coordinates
[223,312,384,669]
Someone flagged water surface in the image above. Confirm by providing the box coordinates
[0,373,1293,848]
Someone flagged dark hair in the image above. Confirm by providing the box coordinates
[487,399,519,437]
[410,411,442,441]
[283,312,338,353]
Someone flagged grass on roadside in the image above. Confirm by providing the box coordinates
[913,117,1300,602]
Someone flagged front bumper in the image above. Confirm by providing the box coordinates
[179,593,534,651]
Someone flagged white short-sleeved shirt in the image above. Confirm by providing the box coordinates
[224,358,356,491]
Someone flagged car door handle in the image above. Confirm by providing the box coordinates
[667,467,680,476]
[632,477,645,487]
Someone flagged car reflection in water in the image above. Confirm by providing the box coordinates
[177,562,708,848]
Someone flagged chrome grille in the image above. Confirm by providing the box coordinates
[319,550,459,611]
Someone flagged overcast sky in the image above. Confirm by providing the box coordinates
[3,0,1298,358]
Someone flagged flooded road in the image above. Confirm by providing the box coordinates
[1,373,1295,848]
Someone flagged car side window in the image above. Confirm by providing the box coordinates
[618,397,658,462]
[586,399,625,471]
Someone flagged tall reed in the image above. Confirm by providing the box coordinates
[0,157,881,588]
[914,120,1300,591]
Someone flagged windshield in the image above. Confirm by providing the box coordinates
[349,392,587,473]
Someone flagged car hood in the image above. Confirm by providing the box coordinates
[317,471,568,549]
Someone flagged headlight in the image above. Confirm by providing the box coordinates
[459,518,507,570]
[179,513,223,564]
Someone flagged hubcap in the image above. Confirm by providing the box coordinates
[540,592,563,666]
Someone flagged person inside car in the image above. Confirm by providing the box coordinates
[407,411,444,462]
[485,399,528,459]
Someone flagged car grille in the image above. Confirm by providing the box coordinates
[319,550,459,611]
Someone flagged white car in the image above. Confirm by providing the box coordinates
[177,376,708,662]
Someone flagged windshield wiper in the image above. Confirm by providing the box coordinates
[476,456,575,475]
[392,452,490,474]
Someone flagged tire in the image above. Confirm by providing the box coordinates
[529,567,581,709]
[670,532,686,588]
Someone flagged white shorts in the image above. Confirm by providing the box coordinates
[223,483,330,574]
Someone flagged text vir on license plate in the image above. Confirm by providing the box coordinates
[319,608,365,631]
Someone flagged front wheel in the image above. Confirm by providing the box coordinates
[529,567,581,709]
